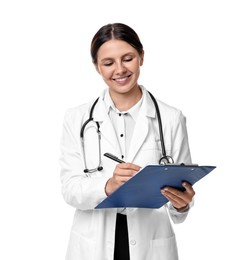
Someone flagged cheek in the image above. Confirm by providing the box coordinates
[129,60,139,70]
[98,68,112,80]
[130,61,141,74]
[132,66,141,79]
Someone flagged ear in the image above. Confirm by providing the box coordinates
[140,50,144,66]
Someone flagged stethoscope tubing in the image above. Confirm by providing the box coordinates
[80,91,173,172]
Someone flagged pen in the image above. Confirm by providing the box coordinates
[104,153,125,163]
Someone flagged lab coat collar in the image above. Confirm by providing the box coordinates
[92,86,157,161]
[140,85,156,118]
[127,86,156,162]
[93,85,156,121]
[91,93,119,154]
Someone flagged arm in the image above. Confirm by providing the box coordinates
[162,182,195,223]
[165,109,195,222]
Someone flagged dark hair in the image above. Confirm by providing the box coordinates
[90,23,144,64]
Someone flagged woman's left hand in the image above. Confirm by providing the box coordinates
[161,182,195,211]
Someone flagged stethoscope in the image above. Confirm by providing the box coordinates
[80,91,174,173]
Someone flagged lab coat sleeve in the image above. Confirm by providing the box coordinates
[59,108,108,211]
[167,109,194,223]
[171,110,192,164]
[168,199,194,223]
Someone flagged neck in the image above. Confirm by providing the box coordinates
[109,86,142,112]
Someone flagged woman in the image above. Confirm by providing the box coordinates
[60,23,195,260]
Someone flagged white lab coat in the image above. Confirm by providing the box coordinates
[59,86,193,260]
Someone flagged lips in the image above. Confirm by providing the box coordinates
[113,75,131,85]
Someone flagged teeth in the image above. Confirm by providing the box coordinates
[115,77,127,82]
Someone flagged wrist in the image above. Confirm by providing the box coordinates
[104,178,113,196]
[174,204,189,212]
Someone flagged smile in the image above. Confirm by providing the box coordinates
[113,75,131,84]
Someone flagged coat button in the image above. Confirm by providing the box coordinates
[130,240,136,245]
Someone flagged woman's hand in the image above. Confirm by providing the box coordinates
[161,182,195,211]
[105,163,141,196]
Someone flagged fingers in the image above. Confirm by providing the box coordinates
[114,163,141,178]
[118,162,141,172]
[113,162,141,184]
[105,163,141,195]
[182,182,195,198]
[161,182,195,209]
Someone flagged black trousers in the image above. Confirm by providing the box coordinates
[114,213,130,260]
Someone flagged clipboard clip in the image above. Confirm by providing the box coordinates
[170,163,199,166]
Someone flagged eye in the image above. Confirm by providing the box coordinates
[123,56,133,62]
[103,62,113,67]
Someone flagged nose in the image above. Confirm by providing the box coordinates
[114,61,127,74]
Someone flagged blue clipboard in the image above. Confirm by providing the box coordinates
[95,164,216,209]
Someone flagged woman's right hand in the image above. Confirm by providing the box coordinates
[105,163,141,196]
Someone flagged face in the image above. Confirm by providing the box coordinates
[95,39,144,96]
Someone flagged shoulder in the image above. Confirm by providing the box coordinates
[153,98,189,139]
[63,90,106,121]
[157,99,184,119]
[63,99,97,127]
[143,86,185,123]
[64,103,90,120]
[159,98,187,126]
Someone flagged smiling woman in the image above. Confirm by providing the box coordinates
[59,23,195,260]
[91,24,144,111]
[95,39,143,110]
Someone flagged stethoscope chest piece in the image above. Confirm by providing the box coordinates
[159,155,174,165]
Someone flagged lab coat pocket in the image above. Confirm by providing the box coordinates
[140,136,161,150]
[149,235,179,260]
[65,230,95,260]
[137,138,163,165]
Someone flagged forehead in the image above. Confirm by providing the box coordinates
[97,39,137,60]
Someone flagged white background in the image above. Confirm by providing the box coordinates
[0,0,250,259]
